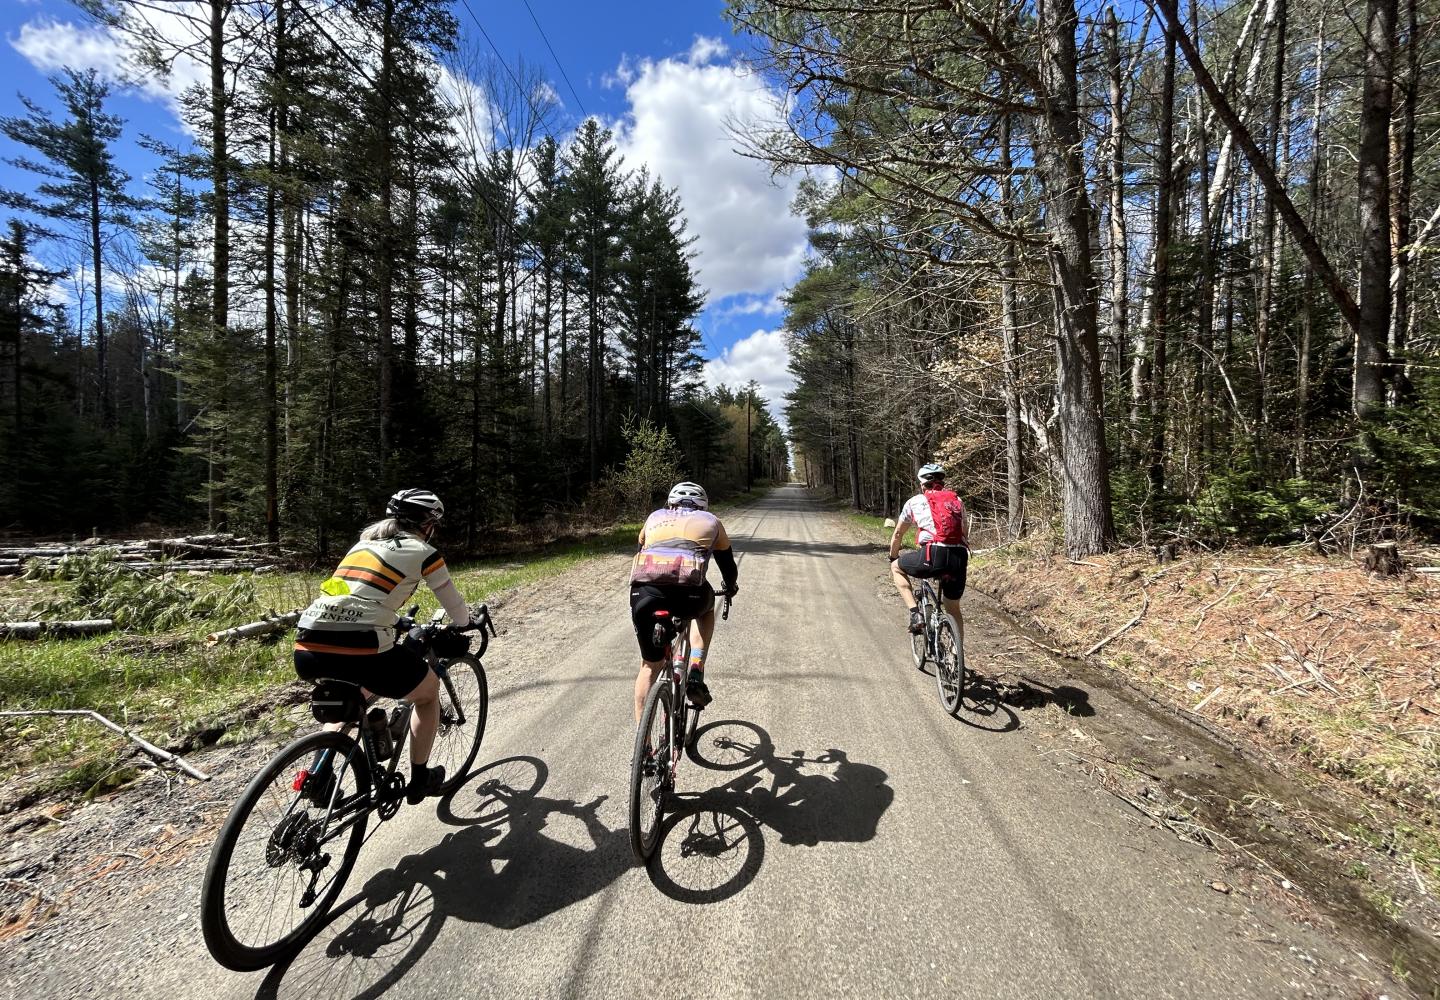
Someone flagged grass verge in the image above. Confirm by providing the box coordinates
[0,522,640,801]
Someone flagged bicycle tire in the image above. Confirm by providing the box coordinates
[432,655,488,795]
[910,585,931,669]
[934,613,966,716]
[200,730,371,971]
[628,679,672,863]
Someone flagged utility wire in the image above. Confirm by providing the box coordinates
[519,0,588,117]
[454,0,559,128]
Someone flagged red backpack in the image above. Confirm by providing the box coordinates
[924,489,968,545]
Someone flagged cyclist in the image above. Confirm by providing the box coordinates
[294,489,471,802]
[630,481,738,721]
[888,463,969,634]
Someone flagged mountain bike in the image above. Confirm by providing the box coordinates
[910,579,966,716]
[628,591,733,863]
[199,603,497,972]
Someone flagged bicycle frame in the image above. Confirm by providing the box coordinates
[296,604,497,849]
[654,593,731,787]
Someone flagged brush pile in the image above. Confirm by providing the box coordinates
[0,534,285,577]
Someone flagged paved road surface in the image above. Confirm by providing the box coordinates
[123,487,1387,998]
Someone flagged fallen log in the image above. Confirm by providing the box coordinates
[205,610,301,646]
[0,709,209,781]
[0,619,116,640]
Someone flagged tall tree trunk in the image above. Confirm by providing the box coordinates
[263,111,280,543]
[1036,0,1115,557]
[1354,0,1397,419]
[375,0,396,484]
[1388,0,1417,402]
[1253,0,1287,434]
[1149,30,1176,494]
[1000,106,1025,540]
[1105,7,1129,384]
[209,0,229,531]
[1296,11,1328,475]
[89,178,108,427]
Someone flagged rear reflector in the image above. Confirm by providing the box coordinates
[293,769,310,791]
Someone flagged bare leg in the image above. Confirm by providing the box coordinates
[890,561,917,609]
[403,670,441,765]
[942,597,963,626]
[690,607,716,662]
[634,659,663,722]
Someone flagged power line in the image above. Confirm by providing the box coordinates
[519,0,588,117]
[454,0,558,128]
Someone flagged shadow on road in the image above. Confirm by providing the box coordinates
[997,677,1095,718]
[647,720,892,904]
[257,755,628,1000]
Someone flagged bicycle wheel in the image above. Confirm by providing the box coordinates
[934,612,966,716]
[432,655,488,795]
[628,679,673,863]
[910,589,928,669]
[200,730,371,971]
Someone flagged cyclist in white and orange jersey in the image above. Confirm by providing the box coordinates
[294,489,471,802]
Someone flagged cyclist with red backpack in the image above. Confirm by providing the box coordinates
[889,463,969,634]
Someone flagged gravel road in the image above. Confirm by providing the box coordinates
[2,486,1409,999]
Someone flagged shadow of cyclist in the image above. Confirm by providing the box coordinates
[258,755,628,1000]
[648,721,893,903]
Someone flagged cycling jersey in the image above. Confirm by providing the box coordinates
[898,492,968,547]
[631,508,734,588]
[296,532,468,655]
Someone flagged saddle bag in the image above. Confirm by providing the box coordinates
[310,679,364,724]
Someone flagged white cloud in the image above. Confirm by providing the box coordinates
[10,11,208,109]
[613,39,808,303]
[703,328,795,425]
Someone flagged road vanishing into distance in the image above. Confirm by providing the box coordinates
[26,486,1407,999]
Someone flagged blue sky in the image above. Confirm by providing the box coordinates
[0,0,803,412]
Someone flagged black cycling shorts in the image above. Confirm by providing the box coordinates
[897,544,969,601]
[294,641,428,699]
[630,583,715,662]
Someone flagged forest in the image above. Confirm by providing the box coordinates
[731,0,1440,556]
[0,1,788,553]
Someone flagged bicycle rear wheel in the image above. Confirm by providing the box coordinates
[910,589,928,669]
[934,612,966,716]
[432,655,488,795]
[628,679,673,863]
[200,730,371,971]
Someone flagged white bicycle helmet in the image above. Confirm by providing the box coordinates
[917,463,945,484]
[667,481,709,510]
[386,488,445,526]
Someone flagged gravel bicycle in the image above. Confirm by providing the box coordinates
[910,579,966,715]
[199,603,497,971]
[628,592,733,863]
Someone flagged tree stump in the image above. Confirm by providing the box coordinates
[1364,542,1403,577]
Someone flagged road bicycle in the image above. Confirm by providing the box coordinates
[199,603,497,971]
[628,591,733,863]
[910,578,967,715]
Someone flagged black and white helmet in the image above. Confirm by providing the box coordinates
[386,488,445,527]
[917,463,945,484]
[667,481,709,510]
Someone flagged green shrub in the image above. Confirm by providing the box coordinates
[1180,470,1334,543]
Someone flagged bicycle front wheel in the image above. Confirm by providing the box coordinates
[432,655,488,794]
[910,591,928,669]
[200,730,371,971]
[628,679,673,863]
[934,612,966,716]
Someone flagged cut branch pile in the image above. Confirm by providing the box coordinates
[0,534,286,576]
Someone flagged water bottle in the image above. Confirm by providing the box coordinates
[366,706,393,761]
